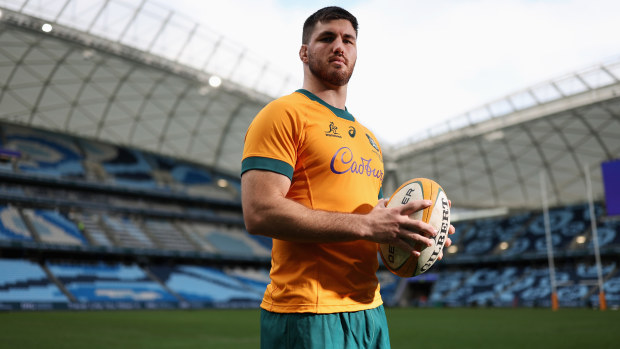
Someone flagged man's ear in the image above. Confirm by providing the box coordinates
[299,45,308,63]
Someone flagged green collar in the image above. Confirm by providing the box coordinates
[296,89,355,122]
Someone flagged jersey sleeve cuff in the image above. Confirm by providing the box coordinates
[241,157,294,181]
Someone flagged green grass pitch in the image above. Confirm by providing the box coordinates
[1,307,618,348]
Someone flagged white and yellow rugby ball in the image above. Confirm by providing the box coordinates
[379,178,450,277]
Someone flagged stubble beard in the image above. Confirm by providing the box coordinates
[307,52,355,87]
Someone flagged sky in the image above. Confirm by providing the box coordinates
[172,0,620,146]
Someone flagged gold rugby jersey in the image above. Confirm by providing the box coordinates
[242,89,384,313]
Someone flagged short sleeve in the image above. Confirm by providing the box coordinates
[241,99,301,180]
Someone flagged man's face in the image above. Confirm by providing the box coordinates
[304,19,357,87]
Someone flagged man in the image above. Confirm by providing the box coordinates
[241,6,454,348]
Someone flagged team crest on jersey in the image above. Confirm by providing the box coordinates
[325,122,342,138]
[366,134,379,152]
[348,126,356,138]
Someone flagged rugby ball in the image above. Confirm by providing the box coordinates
[379,178,450,277]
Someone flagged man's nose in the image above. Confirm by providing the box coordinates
[333,39,345,56]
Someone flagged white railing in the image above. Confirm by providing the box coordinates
[0,0,298,98]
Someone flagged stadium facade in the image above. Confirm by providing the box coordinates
[0,1,619,311]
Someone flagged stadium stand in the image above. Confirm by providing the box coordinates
[0,205,34,242]
[148,264,264,307]
[82,141,159,190]
[1,117,618,310]
[0,259,68,305]
[179,221,271,258]
[457,212,531,257]
[2,124,85,179]
[142,218,198,251]
[592,220,620,247]
[100,214,156,250]
[22,209,89,246]
[223,266,271,294]
[428,262,620,308]
[47,262,177,305]
[70,211,113,247]
[592,273,620,308]
[0,115,618,311]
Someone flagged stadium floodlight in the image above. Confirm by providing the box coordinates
[208,75,222,88]
[41,23,53,33]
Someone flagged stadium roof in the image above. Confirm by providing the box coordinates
[1,1,619,213]
[385,58,620,212]
[0,1,297,175]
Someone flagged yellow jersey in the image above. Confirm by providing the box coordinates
[242,89,385,313]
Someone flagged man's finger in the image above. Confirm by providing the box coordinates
[448,224,455,235]
[399,199,432,216]
[403,219,437,238]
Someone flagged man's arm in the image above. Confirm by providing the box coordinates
[241,169,438,255]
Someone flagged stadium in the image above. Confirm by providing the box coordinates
[1,1,619,348]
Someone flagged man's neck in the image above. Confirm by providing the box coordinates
[302,77,348,109]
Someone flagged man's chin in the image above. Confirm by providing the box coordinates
[309,64,353,87]
[329,74,352,86]
[325,68,353,86]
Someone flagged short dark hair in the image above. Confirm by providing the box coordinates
[302,6,358,44]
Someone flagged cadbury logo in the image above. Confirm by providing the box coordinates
[330,147,384,181]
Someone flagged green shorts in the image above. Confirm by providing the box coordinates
[260,305,391,349]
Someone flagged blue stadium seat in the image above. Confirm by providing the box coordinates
[0,206,34,242]
[2,124,85,179]
[149,265,263,305]
[376,270,401,306]
[101,214,155,249]
[223,267,270,294]
[182,222,271,258]
[170,164,213,186]
[429,270,469,306]
[78,139,158,189]
[47,262,176,302]
[589,274,620,307]
[525,204,590,252]
[23,209,89,246]
[0,259,67,302]
[206,231,254,256]
[458,212,531,257]
[72,212,112,247]
[589,221,620,247]
[143,218,196,251]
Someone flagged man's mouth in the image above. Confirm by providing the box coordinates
[330,57,346,65]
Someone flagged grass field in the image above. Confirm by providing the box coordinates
[1,307,619,348]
